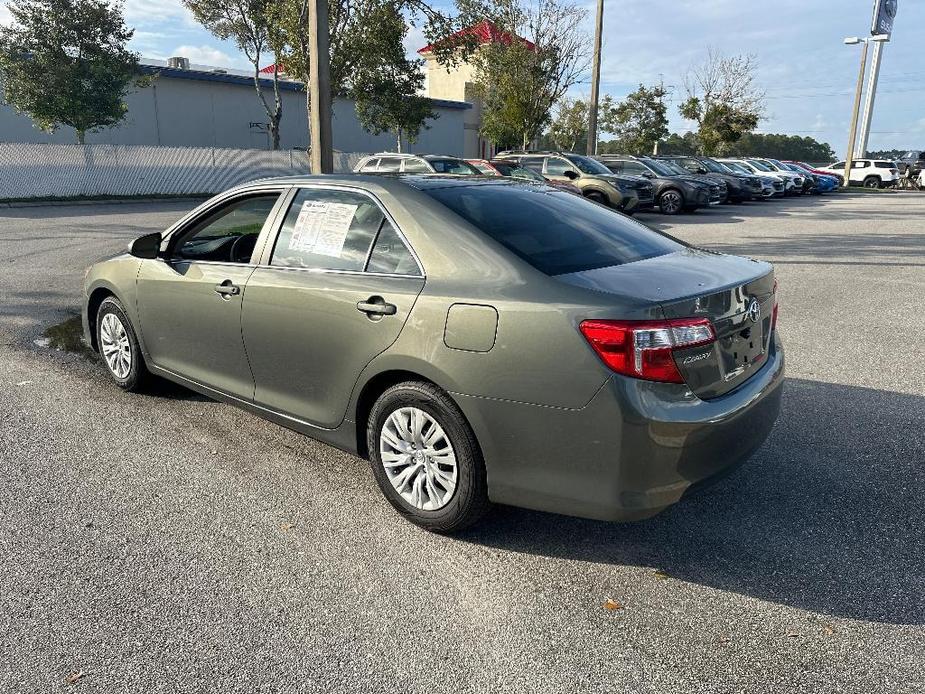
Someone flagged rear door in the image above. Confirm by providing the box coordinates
[241,186,425,428]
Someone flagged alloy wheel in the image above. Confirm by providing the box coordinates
[100,312,132,379]
[660,190,682,214]
[379,407,458,511]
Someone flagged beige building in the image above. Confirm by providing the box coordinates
[418,20,534,159]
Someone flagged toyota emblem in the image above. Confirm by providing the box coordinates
[746,298,761,323]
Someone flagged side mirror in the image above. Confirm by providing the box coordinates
[563,170,579,180]
[697,166,708,174]
[641,172,654,178]
[128,232,162,259]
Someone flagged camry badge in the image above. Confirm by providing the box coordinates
[746,298,761,324]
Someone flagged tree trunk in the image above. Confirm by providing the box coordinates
[396,128,402,153]
[76,129,85,145]
[305,88,312,163]
[271,64,283,151]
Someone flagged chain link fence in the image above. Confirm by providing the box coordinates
[0,143,366,199]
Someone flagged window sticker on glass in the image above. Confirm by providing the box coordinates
[288,201,359,258]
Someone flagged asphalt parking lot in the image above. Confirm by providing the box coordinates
[1,192,923,693]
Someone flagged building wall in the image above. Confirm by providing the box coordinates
[0,71,469,156]
[422,51,494,159]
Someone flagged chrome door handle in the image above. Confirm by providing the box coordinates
[357,297,397,316]
[214,280,240,298]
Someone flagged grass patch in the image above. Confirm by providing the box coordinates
[43,315,93,356]
[0,193,212,204]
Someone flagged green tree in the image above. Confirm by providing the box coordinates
[726,132,834,161]
[547,96,589,152]
[600,83,669,155]
[184,0,285,149]
[352,3,437,150]
[654,131,701,155]
[467,0,590,149]
[0,0,140,144]
[679,49,764,155]
[271,0,453,147]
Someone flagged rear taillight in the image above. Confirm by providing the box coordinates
[579,318,715,383]
[771,279,779,332]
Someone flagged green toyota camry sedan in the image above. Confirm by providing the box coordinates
[82,174,784,532]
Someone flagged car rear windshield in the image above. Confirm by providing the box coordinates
[423,184,683,276]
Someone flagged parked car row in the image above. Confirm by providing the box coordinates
[353,150,863,219]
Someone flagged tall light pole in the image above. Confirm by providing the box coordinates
[308,0,333,173]
[586,0,604,155]
[842,37,870,189]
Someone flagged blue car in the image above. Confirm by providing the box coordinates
[784,162,837,194]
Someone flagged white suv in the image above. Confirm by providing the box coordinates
[353,153,480,175]
[819,160,899,188]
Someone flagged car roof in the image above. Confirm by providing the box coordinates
[242,172,526,192]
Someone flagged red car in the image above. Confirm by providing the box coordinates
[466,158,583,196]
[784,160,843,186]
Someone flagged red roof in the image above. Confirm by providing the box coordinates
[418,20,534,54]
[258,63,282,74]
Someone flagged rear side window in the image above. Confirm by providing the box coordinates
[366,222,419,275]
[875,162,895,168]
[401,158,430,173]
[424,184,682,276]
[357,158,379,172]
[428,159,479,175]
[519,157,544,174]
[271,188,384,271]
[377,158,402,172]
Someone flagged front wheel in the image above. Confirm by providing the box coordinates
[863,176,881,189]
[367,382,490,533]
[96,296,148,391]
[585,191,608,206]
[658,189,684,215]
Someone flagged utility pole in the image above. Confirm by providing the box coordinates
[308,0,334,173]
[586,0,603,156]
[843,37,869,189]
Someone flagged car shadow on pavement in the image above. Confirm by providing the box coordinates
[459,378,925,625]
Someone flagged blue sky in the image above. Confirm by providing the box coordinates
[8,0,918,155]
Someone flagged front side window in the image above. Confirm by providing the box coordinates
[271,188,384,271]
[424,184,682,276]
[622,161,649,175]
[357,158,380,172]
[172,194,280,263]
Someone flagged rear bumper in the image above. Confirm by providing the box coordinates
[457,334,785,522]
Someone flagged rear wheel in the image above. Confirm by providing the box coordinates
[96,297,148,391]
[863,175,881,189]
[367,382,490,533]
[658,189,684,215]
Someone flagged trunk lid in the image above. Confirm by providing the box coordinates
[560,249,776,398]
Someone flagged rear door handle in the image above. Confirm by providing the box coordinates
[214,280,240,298]
[357,296,397,316]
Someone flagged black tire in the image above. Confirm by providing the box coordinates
[96,296,148,391]
[863,175,880,189]
[367,381,490,533]
[658,188,684,215]
[585,190,608,206]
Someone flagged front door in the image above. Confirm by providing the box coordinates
[137,191,284,399]
[242,186,425,429]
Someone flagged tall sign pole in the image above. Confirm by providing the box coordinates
[586,0,604,156]
[843,39,869,189]
[858,0,897,156]
[857,39,884,157]
[309,0,334,174]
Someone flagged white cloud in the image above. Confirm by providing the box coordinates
[124,0,192,24]
[171,44,238,68]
